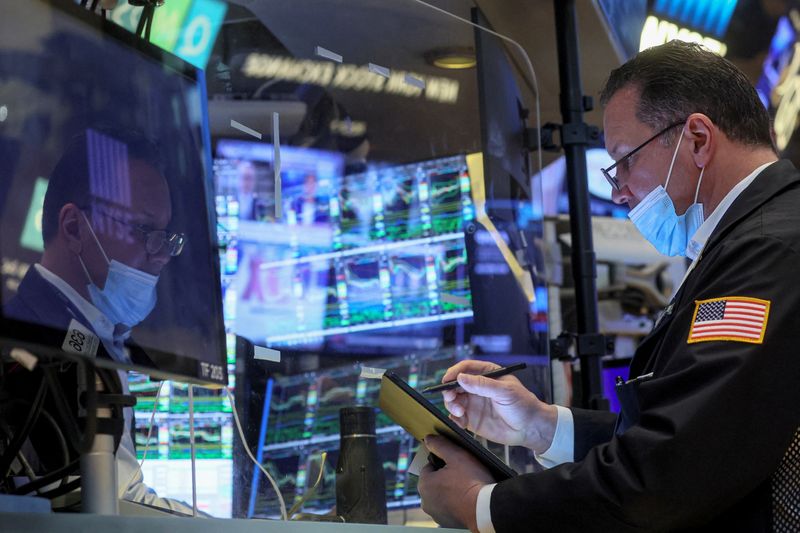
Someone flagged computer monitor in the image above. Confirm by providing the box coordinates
[0,0,227,385]
[213,144,476,351]
[243,347,470,518]
[469,8,549,360]
[128,373,234,517]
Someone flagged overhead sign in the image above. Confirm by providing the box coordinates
[109,0,226,69]
[241,53,460,105]
[639,15,728,56]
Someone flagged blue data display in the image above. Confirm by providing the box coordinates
[653,0,738,38]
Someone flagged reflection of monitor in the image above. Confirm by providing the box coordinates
[470,8,549,361]
[241,348,466,518]
[127,372,235,516]
[472,8,530,210]
[0,1,227,384]
[214,148,476,350]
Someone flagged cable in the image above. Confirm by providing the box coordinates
[39,477,80,500]
[0,377,47,482]
[30,407,71,485]
[142,5,155,41]
[119,380,163,498]
[0,419,28,492]
[406,0,544,183]
[286,451,327,519]
[144,14,153,41]
[14,448,38,487]
[135,8,147,36]
[135,4,156,40]
[188,384,198,518]
[40,364,84,454]
[224,387,287,521]
[12,459,80,496]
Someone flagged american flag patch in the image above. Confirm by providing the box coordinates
[687,296,770,344]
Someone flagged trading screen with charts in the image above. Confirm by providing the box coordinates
[245,348,468,518]
[213,141,476,349]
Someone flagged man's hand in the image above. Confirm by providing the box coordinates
[441,360,558,453]
[417,435,495,531]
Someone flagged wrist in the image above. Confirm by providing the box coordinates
[525,403,559,454]
[464,482,484,533]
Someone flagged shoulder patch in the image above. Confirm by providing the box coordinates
[687,296,770,344]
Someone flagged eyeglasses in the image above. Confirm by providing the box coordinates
[601,120,686,191]
[86,208,186,257]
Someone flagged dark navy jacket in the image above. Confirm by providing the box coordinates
[5,265,94,335]
[4,265,154,367]
[491,160,800,532]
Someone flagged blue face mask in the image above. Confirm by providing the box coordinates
[627,129,706,257]
[78,212,159,327]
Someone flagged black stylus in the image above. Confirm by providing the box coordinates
[421,362,527,394]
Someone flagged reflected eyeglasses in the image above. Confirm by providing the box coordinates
[601,120,686,191]
[86,208,186,257]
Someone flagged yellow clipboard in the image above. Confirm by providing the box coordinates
[378,370,516,480]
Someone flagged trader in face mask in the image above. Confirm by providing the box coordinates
[416,42,798,533]
[608,120,705,256]
[602,108,710,257]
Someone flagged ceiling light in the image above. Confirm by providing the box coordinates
[425,48,476,70]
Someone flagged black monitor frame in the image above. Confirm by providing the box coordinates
[0,0,227,387]
[467,7,548,360]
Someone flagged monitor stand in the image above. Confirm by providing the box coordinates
[1,342,135,514]
[81,383,117,514]
[80,372,136,515]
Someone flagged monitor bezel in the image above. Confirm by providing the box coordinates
[0,0,228,387]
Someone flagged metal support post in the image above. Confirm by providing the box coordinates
[553,0,607,410]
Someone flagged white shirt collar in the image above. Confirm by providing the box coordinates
[685,160,776,260]
[34,263,131,363]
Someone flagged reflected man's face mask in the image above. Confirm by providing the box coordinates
[78,211,159,327]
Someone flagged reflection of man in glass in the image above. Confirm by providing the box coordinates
[7,128,183,364]
[4,128,195,512]
[290,173,329,225]
[236,160,258,221]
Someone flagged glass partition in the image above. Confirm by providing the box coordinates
[1,0,548,522]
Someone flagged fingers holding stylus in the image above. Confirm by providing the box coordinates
[441,360,501,385]
[440,360,501,406]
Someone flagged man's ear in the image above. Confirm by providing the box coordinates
[60,204,84,254]
[686,113,715,169]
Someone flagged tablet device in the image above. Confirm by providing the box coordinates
[378,370,517,481]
